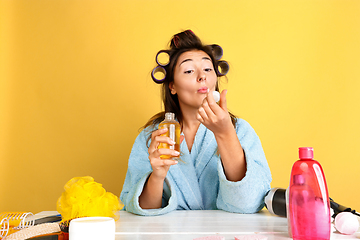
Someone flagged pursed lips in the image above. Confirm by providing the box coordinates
[197,87,208,93]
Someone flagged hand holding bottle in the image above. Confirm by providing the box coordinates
[148,127,180,179]
[140,123,182,210]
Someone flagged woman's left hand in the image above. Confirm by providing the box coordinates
[197,89,246,181]
[196,90,233,135]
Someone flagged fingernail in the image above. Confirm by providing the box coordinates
[170,140,176,145]
[174,151,180,155]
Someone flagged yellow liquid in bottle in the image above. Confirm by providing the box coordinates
[158,113,181,160]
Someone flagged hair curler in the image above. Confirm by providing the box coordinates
[208,44,223,60]
[0,212,35,238]
[152,42,230,84]
[155,50,170,66]
[151,66,167,84]
[217,61,229,76]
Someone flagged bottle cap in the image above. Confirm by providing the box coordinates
[293,174,305,185]
[299,147,314,159]
[165,112,175,120]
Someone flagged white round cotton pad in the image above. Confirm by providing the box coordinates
[69,217,115,240]
[334,212,359,235]
[212,91,220,103]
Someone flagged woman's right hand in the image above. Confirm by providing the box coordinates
[148,128,180,180]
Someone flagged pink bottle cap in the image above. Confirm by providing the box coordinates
[299,147,314,159]
[293,174,305,185]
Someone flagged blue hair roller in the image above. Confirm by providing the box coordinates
[208,44,223,61]
[217,60,229,76]
[151,66,167,84]
[155,50,170,66]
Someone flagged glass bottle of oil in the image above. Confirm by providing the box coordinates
[158,112,181,160]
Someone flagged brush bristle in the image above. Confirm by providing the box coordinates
[59,221,69,233]
[59,217,87,233]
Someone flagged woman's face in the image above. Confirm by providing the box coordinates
[170,50,217,110]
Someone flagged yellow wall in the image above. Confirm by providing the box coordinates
[1,0,359,213]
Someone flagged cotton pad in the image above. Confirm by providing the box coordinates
[193,236,224,240]
[235,235,268,240]
[212,91,220,103]
[334,212,359,235]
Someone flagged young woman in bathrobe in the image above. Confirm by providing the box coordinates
[120,30,272,216]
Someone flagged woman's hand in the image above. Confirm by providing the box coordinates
[148,128,180,180]
[140,128,182,209]
[196,90,233,136]
[197,90,246,182]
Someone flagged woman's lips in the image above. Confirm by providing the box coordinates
[198,87,208,93]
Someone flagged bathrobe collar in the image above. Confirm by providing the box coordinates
[168,124,218,210]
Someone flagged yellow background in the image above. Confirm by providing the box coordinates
[1,0,359,213]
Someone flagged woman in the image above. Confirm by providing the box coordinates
[120,30,272,216]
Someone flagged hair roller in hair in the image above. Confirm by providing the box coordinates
[208,44,223,61]
[155,50,170,66]
[217,60,229,76]
[152,66,167,84]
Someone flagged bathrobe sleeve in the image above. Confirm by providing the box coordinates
[120,128,178,216]
[216,118,272,213]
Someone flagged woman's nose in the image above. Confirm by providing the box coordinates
[197,72,206,82]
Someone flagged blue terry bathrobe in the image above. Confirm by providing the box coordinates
[120,118,272,216]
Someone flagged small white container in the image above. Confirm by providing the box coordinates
[69,217,115,240]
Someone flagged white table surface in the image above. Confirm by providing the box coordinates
[36,210,360,240]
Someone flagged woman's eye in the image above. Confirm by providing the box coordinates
[204,68,213,72]
[184,70,193,74]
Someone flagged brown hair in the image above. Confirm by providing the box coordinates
[143,30,237,136]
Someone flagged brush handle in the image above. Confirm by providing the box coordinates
[28,231,69,240]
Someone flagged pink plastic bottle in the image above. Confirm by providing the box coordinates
[288,147,331,240]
